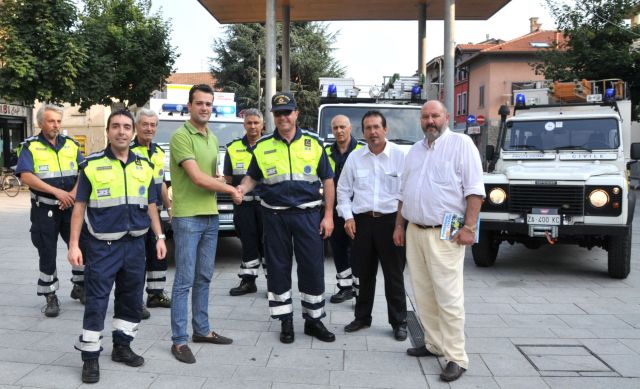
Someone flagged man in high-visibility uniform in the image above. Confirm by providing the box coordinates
[225,108,266,296]
[67,110,167,384]
[236,92,336,344]
[131,109,172,319]
[16,104,85,317]
[324,115,363,304]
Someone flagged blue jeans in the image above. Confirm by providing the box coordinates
[171,216,219,345]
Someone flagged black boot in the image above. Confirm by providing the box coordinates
[43,294,60,318]
[329,288,354,303]
[70,284,85,305]
[229,278,257,296]
[280,318,294,344]
[111,345,144,367]
[304,320,335,342]
[81,359,100,383]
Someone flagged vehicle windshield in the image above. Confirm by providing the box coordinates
[156,118,245,148]
[318,106,423,144]
[503,118,620,151]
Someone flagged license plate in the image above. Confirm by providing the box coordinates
[219,213,234,221]
[527,214,560,225]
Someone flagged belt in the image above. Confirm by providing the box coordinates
[413,223,442,229]
[31,192,59,206]
[362,211,393,218]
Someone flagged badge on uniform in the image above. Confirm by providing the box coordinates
[304,139,311,150]
[135,159,142,166]
[38,165,49,172]
[303,165,312,175]
[159,169,164,176]
[70,161,75,169]
[267,167,277,176]
[139,185,146,195]
[236,162,244,169]
[97,188,111,197]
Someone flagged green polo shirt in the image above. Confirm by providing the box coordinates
[169,120,219,217]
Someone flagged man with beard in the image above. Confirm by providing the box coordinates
[393,100,485,382]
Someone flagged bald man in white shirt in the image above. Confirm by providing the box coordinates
[394,100,485,382]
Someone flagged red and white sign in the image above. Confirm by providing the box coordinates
[0,103,27,118]
[476,115,486,125]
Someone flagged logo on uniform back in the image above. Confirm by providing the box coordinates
[97,188,111,197]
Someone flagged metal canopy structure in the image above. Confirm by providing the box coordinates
[197,0,510,23]
[197,0,511,130]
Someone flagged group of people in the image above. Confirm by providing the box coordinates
[16,83,485,384]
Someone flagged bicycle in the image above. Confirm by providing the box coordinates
[1,167,21,197]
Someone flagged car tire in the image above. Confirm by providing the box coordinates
[607,224,631,279]
[472,230,499,267]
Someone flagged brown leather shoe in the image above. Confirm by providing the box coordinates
[192,331,233,345]
[171,344,196,364]
[440,361,466,382]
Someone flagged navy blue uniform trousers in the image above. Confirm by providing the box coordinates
[30,200,83,295]
[234,200,265,279]
[263,207,325,321]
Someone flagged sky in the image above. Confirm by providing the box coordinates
[150,0,560,86]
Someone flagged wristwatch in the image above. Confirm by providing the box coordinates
[156,234,166,241]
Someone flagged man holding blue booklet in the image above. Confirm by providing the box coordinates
[393,100,485,382]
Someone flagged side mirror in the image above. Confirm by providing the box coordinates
[486,145,495,161]
[631,143,640,160]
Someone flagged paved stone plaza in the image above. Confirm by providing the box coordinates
[1,191,640,388]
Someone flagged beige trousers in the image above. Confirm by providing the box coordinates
[405,223,468,369]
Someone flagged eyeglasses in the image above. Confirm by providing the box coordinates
[273,110,293,117]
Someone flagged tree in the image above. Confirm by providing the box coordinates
[72,0,177,110]
[536,0,640,117]
[211,22,345,129]
[0,0,85,105]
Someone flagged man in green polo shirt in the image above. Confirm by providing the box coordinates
[169,84,243,364]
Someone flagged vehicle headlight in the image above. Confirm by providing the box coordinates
[488,188,507,205]
[588,189,609,208]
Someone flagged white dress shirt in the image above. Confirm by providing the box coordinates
[400,128,485,226]
[337,140,405,220]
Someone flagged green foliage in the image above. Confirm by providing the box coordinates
[211,22,345,129]
[0,0,85,104]
[72,0,177,110]
[0,0,176,110]
[537,0,640,117]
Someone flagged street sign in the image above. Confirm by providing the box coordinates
[466,114,476,124]
[477,115,486,125]
[467,126,481,135]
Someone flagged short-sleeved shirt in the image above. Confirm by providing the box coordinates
[170,120,219,217]
[246,127,333,208]
[400,128,485,226]
[16,133,85,194]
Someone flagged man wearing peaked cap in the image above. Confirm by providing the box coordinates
[236,91,337,344]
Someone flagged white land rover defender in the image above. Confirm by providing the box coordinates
[475,80,640,279]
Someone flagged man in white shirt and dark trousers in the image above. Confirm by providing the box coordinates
[337,110,408,341]
[393,100,485,382]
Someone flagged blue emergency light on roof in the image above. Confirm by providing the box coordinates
[327,84,338,98]
[161,103,189,114]
[214,106,236,117]
[604,88,616,102]
[515,93,526,107]
[411,85,422,101]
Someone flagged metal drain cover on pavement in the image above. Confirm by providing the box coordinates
[517,345,619,377]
